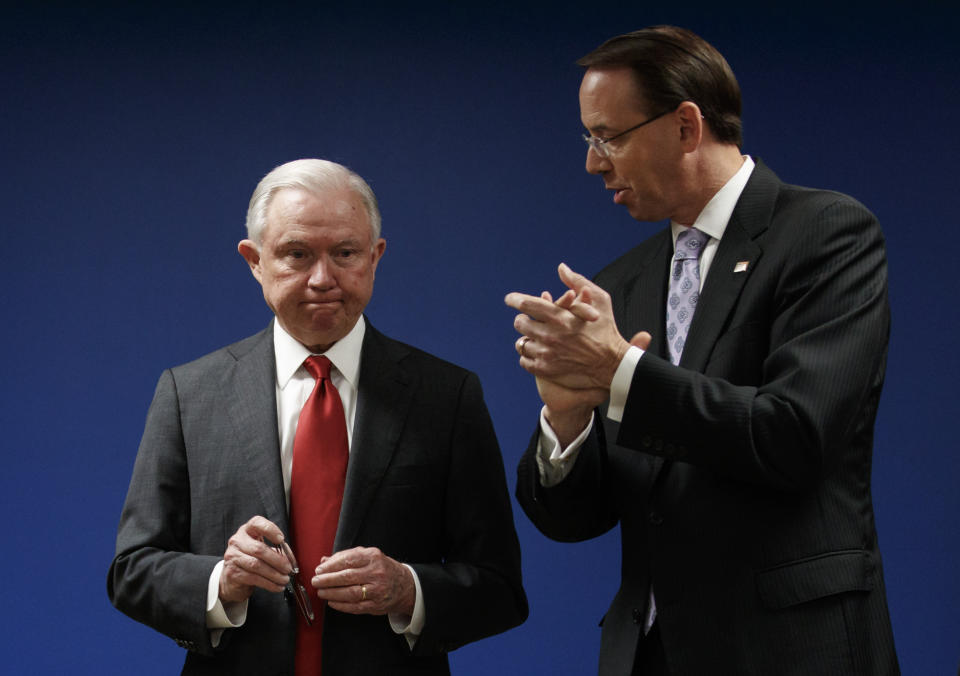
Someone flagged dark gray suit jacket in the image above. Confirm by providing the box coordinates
[517,161,898,675]
[109,318,527,675]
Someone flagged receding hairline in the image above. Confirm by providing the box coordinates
[261,184,376,242]
[245,158,382,245]
[579,65,654,116]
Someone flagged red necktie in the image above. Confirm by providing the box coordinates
[290,355,349,676]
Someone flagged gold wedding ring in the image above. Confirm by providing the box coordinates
[518,336,530,358]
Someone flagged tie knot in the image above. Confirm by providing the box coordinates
[674,227,708,261]
[303,355,333,381]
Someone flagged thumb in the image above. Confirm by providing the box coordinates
[629,331,652,350]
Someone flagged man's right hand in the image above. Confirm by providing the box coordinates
[219,516,294,604]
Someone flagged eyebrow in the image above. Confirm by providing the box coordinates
[275,238,310,249]
[275,237,367,249]
[585,123,615,138]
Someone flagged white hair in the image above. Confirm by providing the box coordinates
[245,159,381,244]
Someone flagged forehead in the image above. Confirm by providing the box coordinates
[265,187,371,243]
[579,67,649,128]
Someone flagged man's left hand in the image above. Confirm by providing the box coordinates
[505,263,630,391]
[312,546,415,617]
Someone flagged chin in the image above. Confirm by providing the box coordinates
[626,202,667,223]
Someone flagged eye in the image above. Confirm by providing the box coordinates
[282,248,310,264]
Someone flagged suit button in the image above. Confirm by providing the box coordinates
[641,435,652,448]
[632,608,643,624]
[649,511,664,525]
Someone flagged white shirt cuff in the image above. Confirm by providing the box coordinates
[389,563,425,649]
[535,406,595,487]
[206,560,248,647]
[607,345,643,423]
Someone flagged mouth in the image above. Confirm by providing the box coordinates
[302,299,343,309]
[610,187,629,204]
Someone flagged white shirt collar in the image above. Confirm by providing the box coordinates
[671,155,755,243]
[273,318,365,390]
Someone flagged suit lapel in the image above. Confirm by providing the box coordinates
[334,320,414,551]
[615,230,672,360]
[679,221,761,370]
[679,161,778,372]
[605,231,672,480]
[226,324,289,533]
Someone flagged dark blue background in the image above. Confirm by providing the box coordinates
[3,2,957,673]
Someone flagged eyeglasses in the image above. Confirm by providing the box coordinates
[273,540,315,625]
[582,109,672,158]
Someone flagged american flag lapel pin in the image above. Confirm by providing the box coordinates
[733,261,749,273]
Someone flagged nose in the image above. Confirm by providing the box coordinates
[585,145,611,175]
[308,257,336,289]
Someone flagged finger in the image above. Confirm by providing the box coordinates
[505,292,562,321]
[504,291,539,310]
[225,533,292,577]
[312,566,364,590]
[316,547,372,575]
[629,331,652,350]
[314,549,382,590]
[313,578,366,599]
[324,588,378,615]
[243,515,285,544]
[567,295,601,322]
[559,264,612,319]
[513,312,549,340]
[553,289,577,309]
[558,263,606,311]
[223,554,290,590]
[557,262,592,292]
[512,302,581,337]
[557,285,601,321]
[322,581,386,613]
[540,291,554,302]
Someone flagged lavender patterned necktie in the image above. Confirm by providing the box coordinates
[666,227,708,364]
[644,226,709,636]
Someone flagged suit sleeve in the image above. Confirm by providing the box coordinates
[618,196,890,491]
[107,369,221,654]
[515,417,621,544]
[410,372,529,654]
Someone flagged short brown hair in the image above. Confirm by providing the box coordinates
[577,26,742,147]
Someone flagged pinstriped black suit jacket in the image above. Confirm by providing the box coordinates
[517,161,899,675]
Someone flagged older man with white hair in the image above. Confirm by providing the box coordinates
[109,159,527,675]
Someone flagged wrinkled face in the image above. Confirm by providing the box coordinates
[579,67,685,222]
[239,187,385,352]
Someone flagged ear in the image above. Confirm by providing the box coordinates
[676,101,704,152]
[238,239,263,283]
[369,238,386,271]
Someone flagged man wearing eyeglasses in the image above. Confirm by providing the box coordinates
[506,26,898,675]
[109,159,527,675]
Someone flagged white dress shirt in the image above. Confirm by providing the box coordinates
[206,318,425,647]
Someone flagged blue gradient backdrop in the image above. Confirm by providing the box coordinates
[2,2,957,674]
